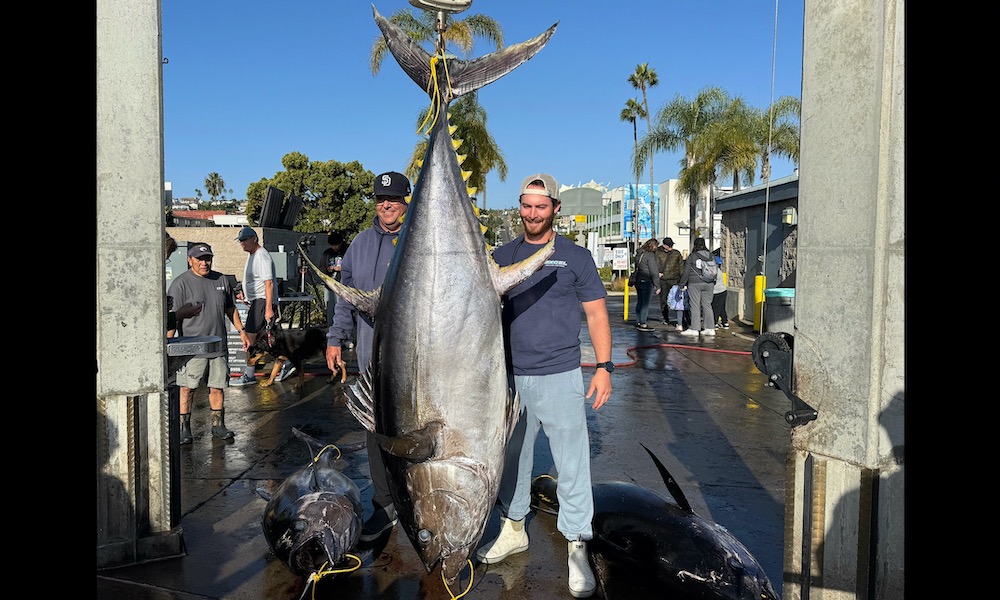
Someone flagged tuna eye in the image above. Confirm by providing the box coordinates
[417,529,432,544]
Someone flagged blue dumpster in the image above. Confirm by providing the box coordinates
[763,288,795,335]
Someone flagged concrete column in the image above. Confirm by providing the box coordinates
[96,0,180,568]
[785,1,904,598]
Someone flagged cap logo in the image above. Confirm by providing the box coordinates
[381,174,392,187]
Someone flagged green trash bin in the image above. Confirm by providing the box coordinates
[763,288,795,335]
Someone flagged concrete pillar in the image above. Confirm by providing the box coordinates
[784,1,904,598]
[96,0,181,568]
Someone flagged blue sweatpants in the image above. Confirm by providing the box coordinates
[500,368,594,542]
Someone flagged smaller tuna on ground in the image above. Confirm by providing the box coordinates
[530,444,780,600]
[257,428,366,581]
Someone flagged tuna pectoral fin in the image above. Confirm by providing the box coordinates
[529,474,560,515]
[298,244,380,317]
[374,421,444,464]
[491,237,556,295]
[255,486,273,502]
[640,443,693,513]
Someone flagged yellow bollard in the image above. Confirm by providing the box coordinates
[753,275,766,332]
[623,279,631,321]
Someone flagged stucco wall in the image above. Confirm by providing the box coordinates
[166,227,328,290]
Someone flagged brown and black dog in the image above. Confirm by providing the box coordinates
[248,325,345,388]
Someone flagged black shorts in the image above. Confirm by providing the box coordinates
[244,299,276,333]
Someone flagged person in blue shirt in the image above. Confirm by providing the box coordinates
[477,173,612,599]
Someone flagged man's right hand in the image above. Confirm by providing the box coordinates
[326,345,343,373]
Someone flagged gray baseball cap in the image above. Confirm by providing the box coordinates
[519,173,560,202]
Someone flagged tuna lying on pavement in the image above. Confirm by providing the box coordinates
[302,5,557,588]
[257,428,366,580]
[531,444,780,600]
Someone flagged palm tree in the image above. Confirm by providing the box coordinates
[204,172,225,203]
[637,86,726,246]
[628,63,659,237]
[370,8,505,208]
[696,95,801,191]
[619,98,645,254]
[404,91,507,209]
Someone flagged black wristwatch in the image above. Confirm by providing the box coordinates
[595,361,615,373]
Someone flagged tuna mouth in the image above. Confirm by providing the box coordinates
[291,533,343,574]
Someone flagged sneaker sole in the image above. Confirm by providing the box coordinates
[569,583,596,598]
[359,518,398,542]
[476,543,528,564]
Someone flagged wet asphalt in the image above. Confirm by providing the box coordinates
[96,294,792,600]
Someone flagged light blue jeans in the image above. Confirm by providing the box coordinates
[499,368,594,541]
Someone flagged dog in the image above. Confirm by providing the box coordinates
[248,323,346,388]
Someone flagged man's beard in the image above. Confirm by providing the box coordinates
[521,213,555,237]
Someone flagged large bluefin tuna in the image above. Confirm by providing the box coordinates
[257,428,365,580]
[531,444,780,600]
[302,5,558,587]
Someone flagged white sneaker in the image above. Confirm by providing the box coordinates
[702,328,716,336]
[675,325,683,332]
[273,361,297,382]
[567,538,596,598]
[680,328,700,337]
[476,517,528,564]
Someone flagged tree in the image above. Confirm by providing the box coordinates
[628,63,659,237]
[637,86,726,246]
[405,91,507,210]
[204,172,225,202]
[699,95,801,191]
[370,6,505,209]
[243,153,376,238]
[619,97,646,253]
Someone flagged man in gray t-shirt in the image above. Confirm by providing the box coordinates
[167,243,245,444]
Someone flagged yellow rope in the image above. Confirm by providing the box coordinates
[441,559,474,599]
[417,53,455,136]
[303,555,362,599]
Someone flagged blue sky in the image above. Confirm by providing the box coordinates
[163,0,804,210]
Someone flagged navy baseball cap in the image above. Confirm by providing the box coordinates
[374,171,411,198]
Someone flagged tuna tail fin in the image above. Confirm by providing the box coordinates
[640,443,694,514]
[490,236,556,295]
[299,244,380,317]
[291,427,367,463]
[373,5,557,104]
[529,474,560,515]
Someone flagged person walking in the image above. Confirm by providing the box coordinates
[325,170,411,543]
[319,231,349,328]
[711,255,730,329]
[477,173,612,599]
[166,243,245,443]
[656,237,684,326]
[633,238,660,331]
[678,237,716,337]
[231,227,283,385]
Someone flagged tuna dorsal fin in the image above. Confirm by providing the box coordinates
[490,236,556,295]
[640,443,694,513]
[292,426,328,460]
[373,5,557,103]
